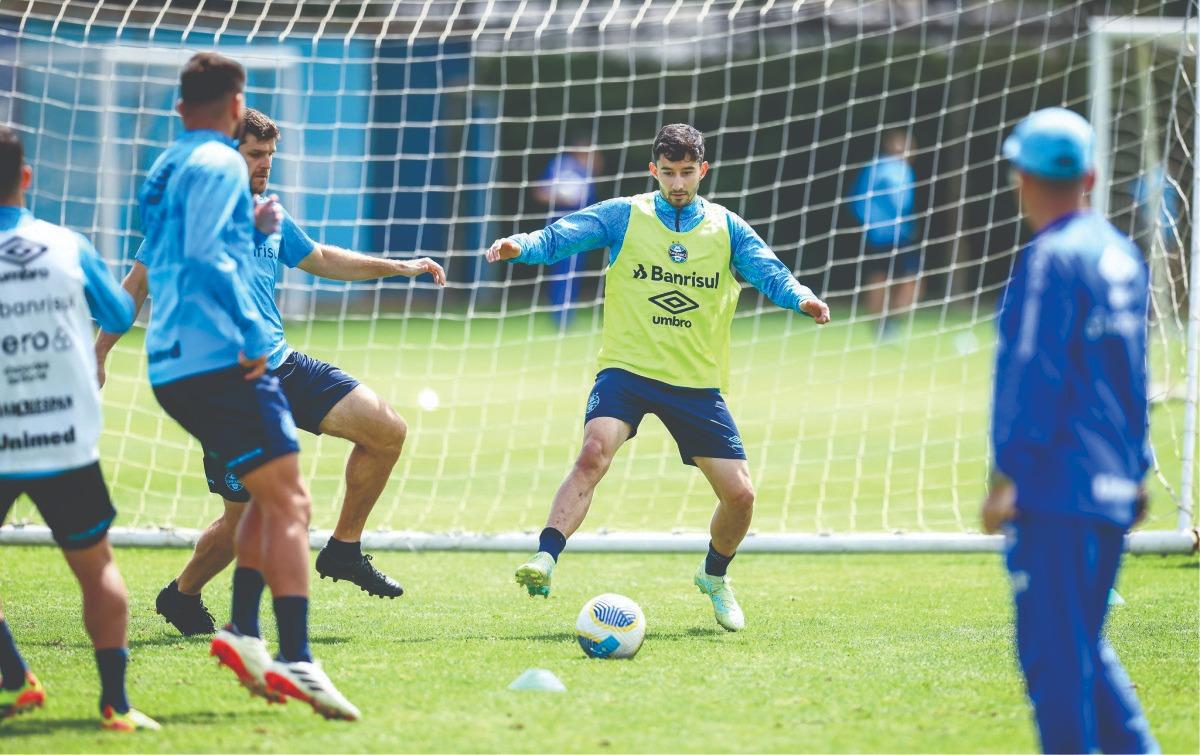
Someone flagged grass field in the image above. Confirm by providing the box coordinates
[7,310,1191,536]
[0,547,1196,753]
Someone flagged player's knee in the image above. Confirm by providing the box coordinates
[361,407,406,458]
[380,411,407,456]
[726,484,755,512]
[575,437,613,478]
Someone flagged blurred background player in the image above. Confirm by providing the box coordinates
[134,53,358,720]
[982,107,1158,753]
[95,107,445,636]
[486,124,830,632]
[850,130,919,340]
[0,126,157,731]
[530,135,603,330]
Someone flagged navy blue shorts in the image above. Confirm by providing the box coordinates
[201,351,359,502]
[0,463,116,550]
[585,368,746,466]
[154,366,301,487]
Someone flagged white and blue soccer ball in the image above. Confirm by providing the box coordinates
[575,593,646,659]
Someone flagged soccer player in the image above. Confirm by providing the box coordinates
[134,52,357,720]
[983,107,1158,753]
[0,126,158,730]
[485,124,831,631]
[95,107,445,636]
[849,130,920,340]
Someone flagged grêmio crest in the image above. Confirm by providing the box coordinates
[667,242,688,264]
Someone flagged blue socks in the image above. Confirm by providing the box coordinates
[705,541,735,577]
[273,596,312,663]
[0,620,27,690]
[231,567,265,638]
[538,527,567,562]
[95,647,130,714]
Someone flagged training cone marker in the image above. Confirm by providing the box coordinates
[507,668,566,692]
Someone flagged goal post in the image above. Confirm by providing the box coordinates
[0,1,1196,554]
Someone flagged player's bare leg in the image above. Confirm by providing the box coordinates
[314,384,407,598]
[62,538,160,730]
[63,539,129,652]
[213,453,359,720]
[177,500,244,595]
[865,270,888,317]
[156,499,244,636]
[515,417,633,597]
[692,457,754,631]
[0,596,45,720]
[239,453,310,600]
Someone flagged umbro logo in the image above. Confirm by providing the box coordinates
[648,289,699,315]
[0,236,48,268]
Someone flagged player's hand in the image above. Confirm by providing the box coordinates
[238,351,268,381]
[801,297,831,325]
[485,239,521,263]
[95,354,107,388]
[980,478,1017,534]
[400,257,446,285]
[254,194,282,235]
[1133,485,1149,527]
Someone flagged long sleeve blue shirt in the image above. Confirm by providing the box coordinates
[136,129,272,385]
[0,207,134,333]
[137,199,316,371]
[509,192,816,314]
[991,210,1151,528]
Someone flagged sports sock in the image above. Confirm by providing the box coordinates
[273,596,312,663]
[166,578,201,600]
[230,567,265,638]
[0,620,28,690]
[538,527,567,562]
[324,536,362,561]
[95,647,130,715]
[705,541,735,577]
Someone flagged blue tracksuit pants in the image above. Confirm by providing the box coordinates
[1005,511,1158,754]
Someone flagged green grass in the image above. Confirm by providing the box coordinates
[0,547,1195,752]
[8,311,1192,535]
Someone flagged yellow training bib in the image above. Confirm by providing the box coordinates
[597,193,741,390]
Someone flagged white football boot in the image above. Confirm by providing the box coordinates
[265,659,361,721]
[210,627,285,703]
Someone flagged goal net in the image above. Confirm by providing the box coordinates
[0,0,1195,552]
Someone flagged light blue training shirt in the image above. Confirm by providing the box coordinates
[137,199,316,371]
[136,129,272,385]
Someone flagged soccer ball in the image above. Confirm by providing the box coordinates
[575,593,646,659]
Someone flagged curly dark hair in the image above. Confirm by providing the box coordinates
[652,123,705,162]
[241,108,280,142]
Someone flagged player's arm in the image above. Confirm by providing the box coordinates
[269,210,444,284]
[728,214,830,324]
[297,244,445,285]
[94,255,150,387]
[181,156,273,368]
[485,197,631,264]
[78,234,136,336]
[983,252,1074,532]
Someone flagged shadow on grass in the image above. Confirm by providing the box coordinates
[3,707,286,737]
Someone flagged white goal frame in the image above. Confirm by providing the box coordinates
[0,12,1196,555]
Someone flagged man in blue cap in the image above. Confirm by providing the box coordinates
[984,106,1158,753]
